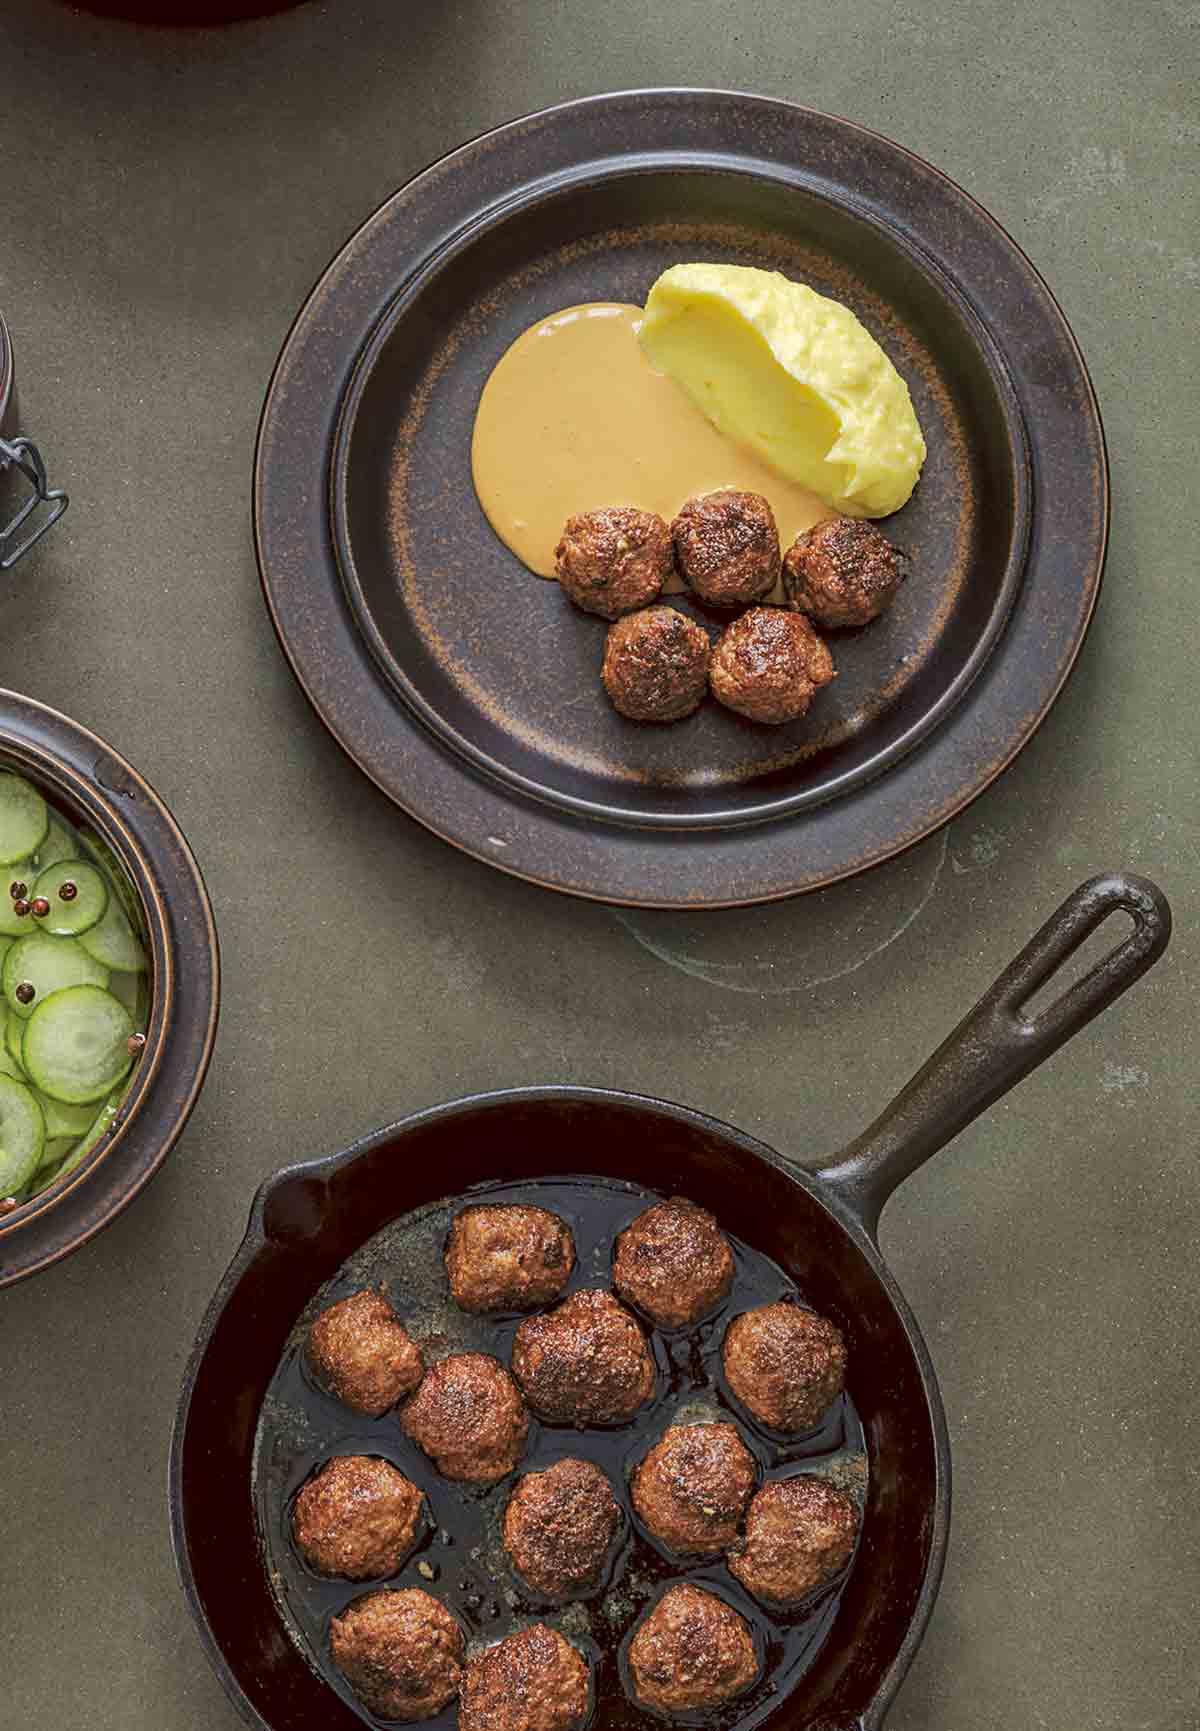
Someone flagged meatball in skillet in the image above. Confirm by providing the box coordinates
[503,1456,621,1597]
[672,490,780,607]
[400,1353,529,1483]
[709,607,835,725]
[628,1583,760,1714]
[292,1455,424,1581]
[512,1288,655,1425]
[632,1422,757,1556]
[445,1204,575,1313]
[613,1196,734,1328]
[459,1623,591,1731]
[555,506,674,620]
[722,1302,846,1432]
[729,1474,860,1606]
[783,516,903,628]
[601,606,710,723]
[330,1588,465,1720]
[305,1288,423,1417]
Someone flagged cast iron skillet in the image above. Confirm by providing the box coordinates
[172,872,1168,1730]
[256,89,1107,906]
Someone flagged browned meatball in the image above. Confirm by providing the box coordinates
[612,1197,734,1327]
[709,608,835,725]
[632,1422,757,1555]
[503,1456,621,1596]
[400,1354,529,1483]
[555,506,674,620]
[728,1475,860,1606]
[330,1588,465,1720]
[783,516,903,627]
[672,490,780,607]
[292,1455,424,1581]
[512,1288,655,1425]
[628,1583,760,1715]
[723,1303,846,1432]
[460,1623,590,1731]
[305,1288,424,1417]
[445,1204,575,1313]
[601,606,710,723]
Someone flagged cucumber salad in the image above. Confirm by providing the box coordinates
[0,770,150,1209]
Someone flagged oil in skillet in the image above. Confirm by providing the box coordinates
[252,1177,867,1731]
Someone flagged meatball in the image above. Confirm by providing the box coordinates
[400,1354,529,1483]
[445,1204,575,1313]
[672,490,780,607]
[460,1623,590,1731]
[512,1288,655,1425]
[783,516,903,627]
[612,1196,734,1327]
[555,506,674,620]
[292,1455,424,1581]
[601,606,710,723]
[709,607,835,725]
[632,1422,757,1556]
[722,1302,846,1432]
[628,1583,760,1715]
[728,1474,860,1606]
[305,1288,424,1417]
[330,1588,465,1720]
[503,1456,621,1596]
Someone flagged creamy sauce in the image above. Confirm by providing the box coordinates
[471,303,830,586]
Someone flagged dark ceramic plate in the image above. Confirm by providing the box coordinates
[256,90,1106,906]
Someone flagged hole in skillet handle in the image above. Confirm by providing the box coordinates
[0,436,68,570]
[817,873,1171,1236]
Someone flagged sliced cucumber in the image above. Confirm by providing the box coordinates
[59,1088,124,1176]
[0,1009,22,1080]
[0,774,48,868]
[22,985,133,1104]
[0,863,35,937]
[78,892,147,974]
[34,1089,99,1140]
[3,932,109,1021]
[37,1134,76,1171]
[79,829,143,927]
[31,817,80,874]
[32,859,108,937]
[4,1008,26,1075]
[0,1075,45,1192]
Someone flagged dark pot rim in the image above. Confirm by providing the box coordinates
[170,1084,949,1731]
[0,690,220,1285]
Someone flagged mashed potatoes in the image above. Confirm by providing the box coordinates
[638,264,925,518]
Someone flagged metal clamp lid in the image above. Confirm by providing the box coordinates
[0,436,68,569]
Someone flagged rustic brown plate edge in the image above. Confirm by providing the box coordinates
[254,88,1108,909]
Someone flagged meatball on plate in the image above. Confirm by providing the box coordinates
[555,506,674,620]
[672,490,781,608]
[783,516,903,627]
[601,606,710,723]
[710,608,835,725]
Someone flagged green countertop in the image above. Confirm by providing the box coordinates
[1,3,1195,1727]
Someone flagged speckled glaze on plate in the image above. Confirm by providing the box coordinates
[255,89,1106,906]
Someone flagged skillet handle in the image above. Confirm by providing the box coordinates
[817,873,1171,1237]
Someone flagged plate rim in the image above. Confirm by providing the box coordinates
[255,87,1108,908]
